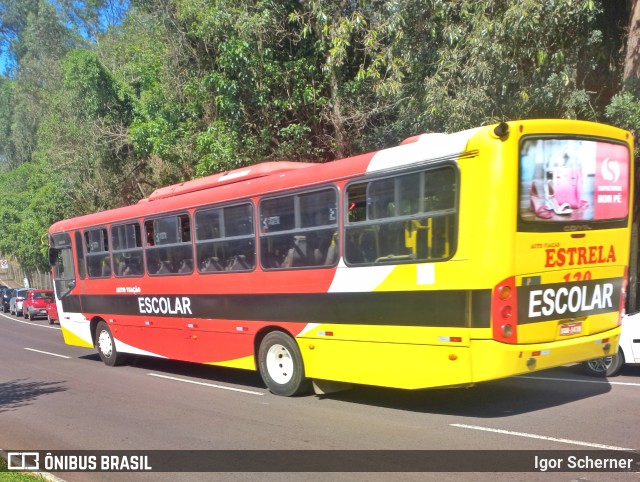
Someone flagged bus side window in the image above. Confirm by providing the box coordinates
[85,228,111,278]
[195,203,256,273]
[145,214,194,275]
[260,188,338,270]
[112,222,144,278]
[345,166,457,265]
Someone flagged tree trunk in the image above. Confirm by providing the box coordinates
[624,0,640,82]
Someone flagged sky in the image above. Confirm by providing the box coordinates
[0,0,131,78]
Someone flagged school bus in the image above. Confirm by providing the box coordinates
[48,119,632,396]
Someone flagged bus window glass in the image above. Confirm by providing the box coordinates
[367,177,395,219]
[519,138,630,226]
[196,210,221,240]
[155,217,178,245]
[112,223,144,277]
[345,166,457,265]
[225,204,253,237]
[300,190,338,228]
[261,197,294,233]
[196,203,255,273]
[74,231,85,279]
[347,184,367,223]
[145,214,194,275]
[51,233,75,298]
[260,188,338,269]
[397,174,420,215]
[85,228,111,278]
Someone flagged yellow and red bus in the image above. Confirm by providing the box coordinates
[48,119,633,396]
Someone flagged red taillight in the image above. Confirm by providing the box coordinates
[492,276,518,343]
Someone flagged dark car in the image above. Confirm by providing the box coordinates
[1,288,15,313]
[23,290,54,321]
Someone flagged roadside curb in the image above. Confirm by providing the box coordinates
[0,450,67,482]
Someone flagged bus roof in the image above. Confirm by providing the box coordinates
[143,162,316,202]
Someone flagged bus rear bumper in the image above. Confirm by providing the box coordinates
[470,326,621,383]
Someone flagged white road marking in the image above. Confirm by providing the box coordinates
[518,375,640,387]
[148,373,265,396]
[0,313,59,330]
[451,424,635,451]
[24,347,71,359]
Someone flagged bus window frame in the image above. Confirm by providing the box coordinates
[194,199,257,274]
[74,230,86,280]
[110,221,145,278]
[259,185,340,271]
[84,226,112,279]
[144,211,195,276]
[517,134,631,233]
[342,163,460,267]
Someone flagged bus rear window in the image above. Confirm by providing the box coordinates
[519,138,629,229]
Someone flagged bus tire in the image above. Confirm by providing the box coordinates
[582,348,624,377]
[258,331,311,396]
[95,321,126,367]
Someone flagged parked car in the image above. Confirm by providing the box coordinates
[583,312,640,376]
[23,290,54,321]
[9,288,32,316]
[1,287,14,313]
[45,301,58,325]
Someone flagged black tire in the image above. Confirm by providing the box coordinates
[582,348,624,377]
[258,331,311,396]
[95,321,126,367]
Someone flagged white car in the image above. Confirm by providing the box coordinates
[583,312,640,377]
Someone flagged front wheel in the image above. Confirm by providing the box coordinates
[95,321,126,366]
[582,348,624,377]
[258,331,311,396]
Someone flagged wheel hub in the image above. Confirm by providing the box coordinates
[265,343,294,384]
[97,330,113,358]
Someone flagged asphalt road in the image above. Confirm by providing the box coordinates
[1,310,639,482]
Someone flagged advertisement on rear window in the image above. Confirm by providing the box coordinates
[519,138,629,224]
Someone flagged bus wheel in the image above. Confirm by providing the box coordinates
[258,331,311,396]
[582,348,624,377]
[95,321,126,367]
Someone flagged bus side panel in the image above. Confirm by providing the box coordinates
[300,338,472,389]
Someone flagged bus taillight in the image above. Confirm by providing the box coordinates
[492,277,518,343]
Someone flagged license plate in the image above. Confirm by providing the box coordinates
[559,322,582,336]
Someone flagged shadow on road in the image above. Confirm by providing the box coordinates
[319,364,614,417]
[0,379,67,413]
[78,352,266,390]
[76,350,621,418]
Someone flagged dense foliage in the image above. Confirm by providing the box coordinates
[0,0,637,272]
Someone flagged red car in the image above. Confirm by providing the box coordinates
[45,301,59,325]
[22,290,54,321]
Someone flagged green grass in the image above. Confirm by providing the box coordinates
[0,456,48,481]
